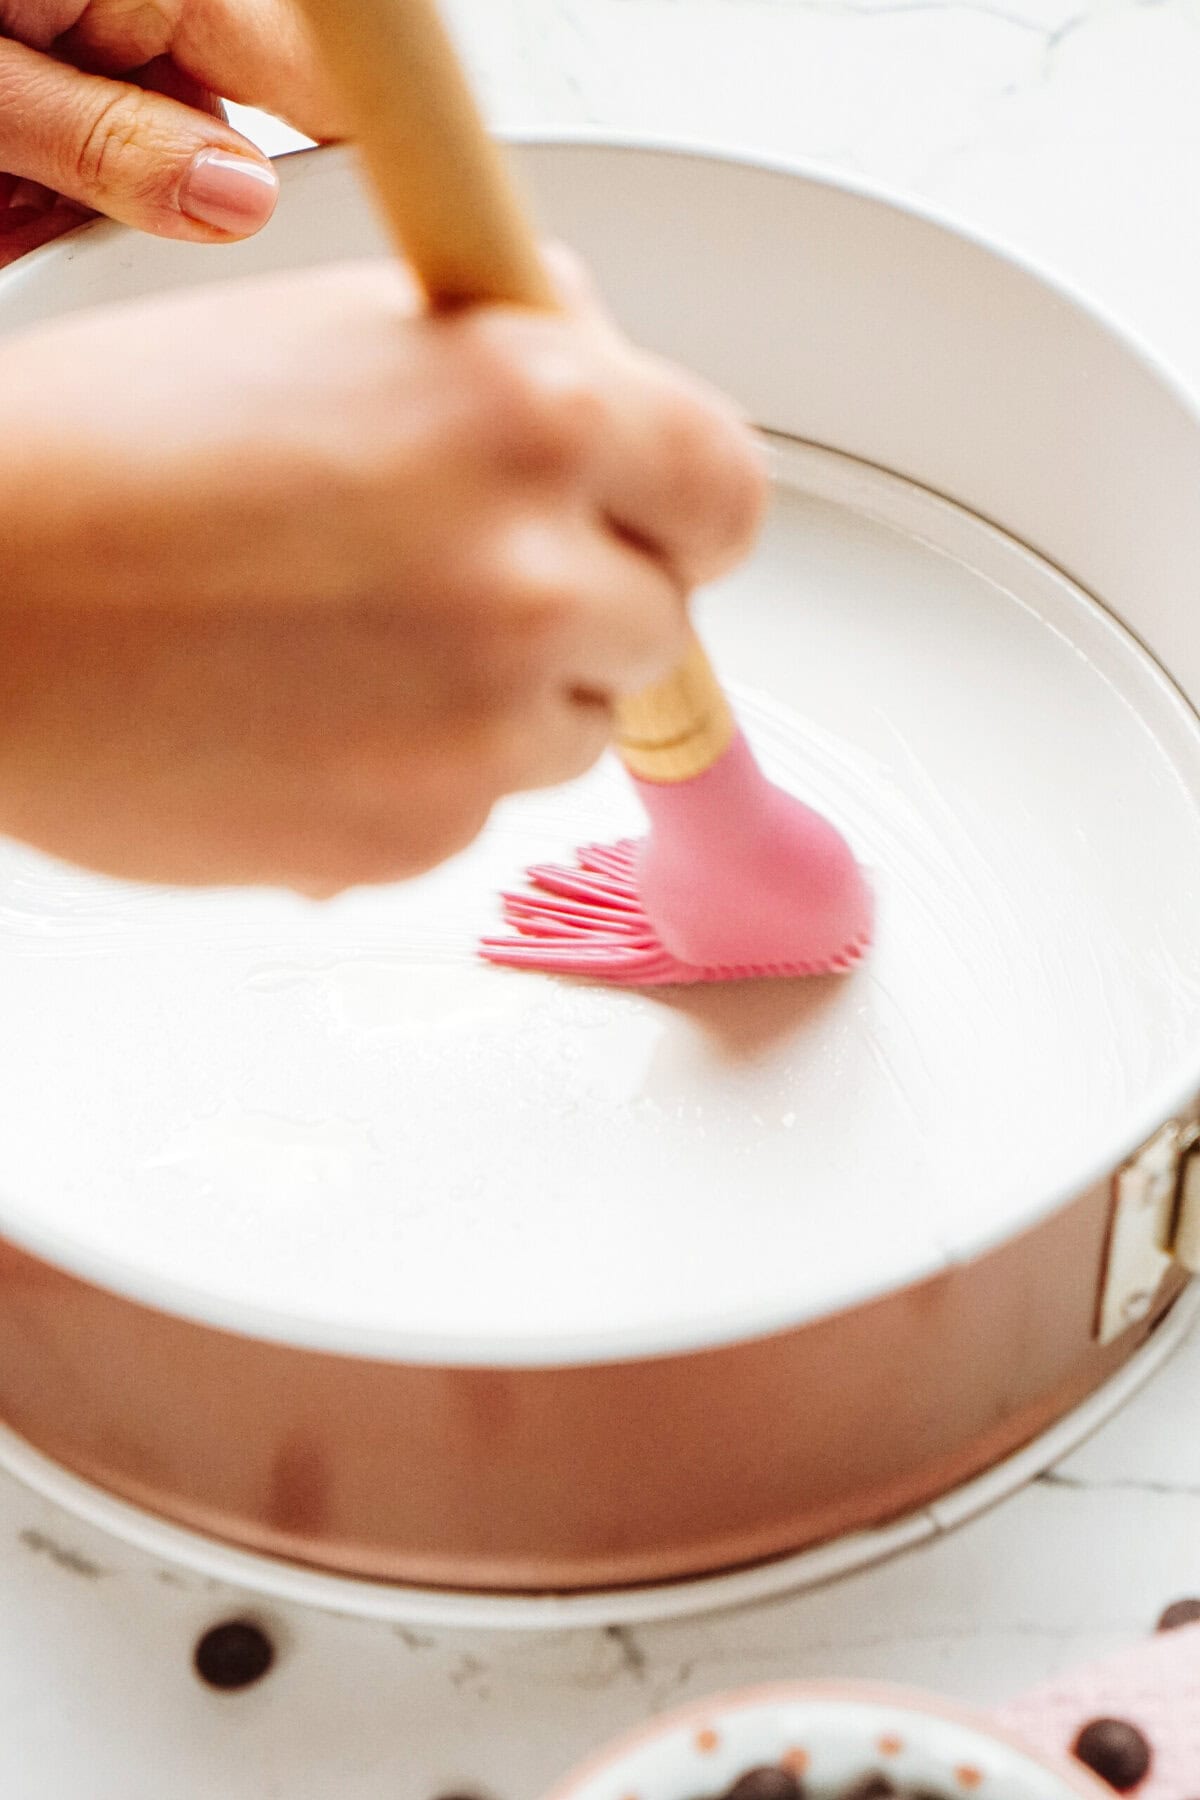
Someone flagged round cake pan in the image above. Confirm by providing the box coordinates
[0,1285,1192,1629]
[0,138,1198,1596]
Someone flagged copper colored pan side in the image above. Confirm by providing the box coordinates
[0,1171,1181,1593]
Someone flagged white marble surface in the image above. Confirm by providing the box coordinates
[7,1,1200,1794]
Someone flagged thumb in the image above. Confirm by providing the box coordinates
[0,37,278,242]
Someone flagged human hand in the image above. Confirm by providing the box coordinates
[0,256,766,893]
[0,0,342,265]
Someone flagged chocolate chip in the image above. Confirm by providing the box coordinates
[723,1769,805,1800]
[837,1778,898,1800]
[193,1619,275,1691]
[1072,1720,1152,1792]
[1156,1597,1200,1632]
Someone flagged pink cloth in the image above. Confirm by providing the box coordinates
[997,1624,1200,1795]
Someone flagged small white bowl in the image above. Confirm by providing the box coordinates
[544,1685,1111,1800]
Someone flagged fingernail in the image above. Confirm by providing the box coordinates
[180,149,278,234]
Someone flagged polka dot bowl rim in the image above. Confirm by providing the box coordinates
[542,1683,1112,1800]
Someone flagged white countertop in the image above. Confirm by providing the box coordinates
[8,2,1200,1794]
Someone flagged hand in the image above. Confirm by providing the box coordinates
[0,0,342,265]
[0,256,767,893]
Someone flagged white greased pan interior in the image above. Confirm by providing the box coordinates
[0,141,1199,1367]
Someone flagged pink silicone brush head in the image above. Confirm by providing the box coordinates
[481,727,873,987]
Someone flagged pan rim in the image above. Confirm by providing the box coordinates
[0,137,1198,1366]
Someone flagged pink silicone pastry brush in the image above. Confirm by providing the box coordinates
[293,0,872,985]
[482,638,872,983]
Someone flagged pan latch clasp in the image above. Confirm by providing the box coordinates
[1097,1118,1200,1346]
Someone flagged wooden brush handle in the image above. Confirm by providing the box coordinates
[292,0,735,783]
[290,0,552,310]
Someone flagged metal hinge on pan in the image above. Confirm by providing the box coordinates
[1097,1118,1200,1345]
